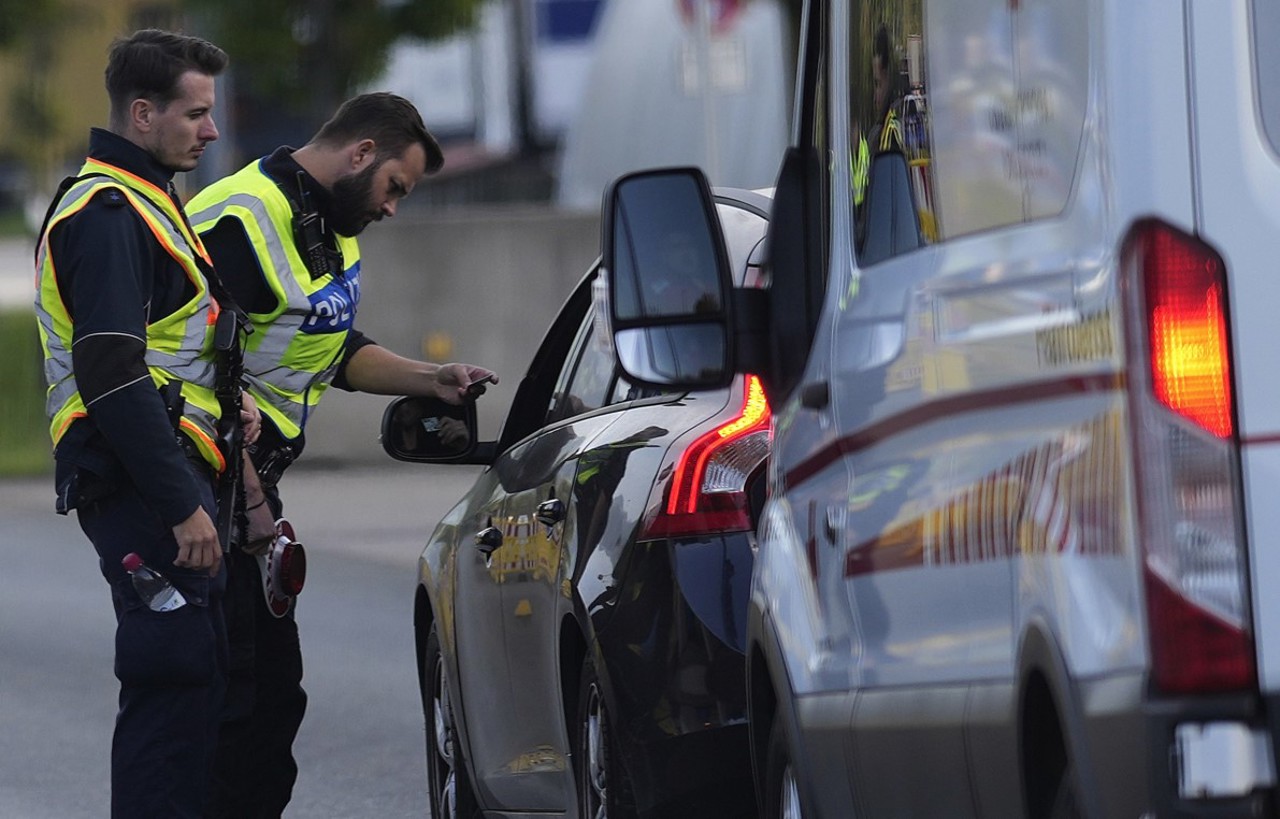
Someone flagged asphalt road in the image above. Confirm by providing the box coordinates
[0,461,483,818]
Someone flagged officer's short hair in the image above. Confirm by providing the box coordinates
[874,24,892,75]
[312,93,445,175]
[105,29,228,128]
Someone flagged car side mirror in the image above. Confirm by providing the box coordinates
[380,396,478,463]
[601,167,734,390]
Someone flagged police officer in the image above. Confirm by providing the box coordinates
[32,29,257,818]
[187,92,496,816]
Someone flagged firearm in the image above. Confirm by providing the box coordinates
[213,306,252,551]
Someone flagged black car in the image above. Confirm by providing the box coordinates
[381,188,773,819]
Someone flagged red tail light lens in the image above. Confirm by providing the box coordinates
[1145,568,1254,693]
[1125,220,1254,694]
[641,375,771,539]
[1141,225,1234,438]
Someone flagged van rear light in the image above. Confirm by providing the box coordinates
[1123,220,1254,694]
[640,375,771,539]
[1142,226,1234,438]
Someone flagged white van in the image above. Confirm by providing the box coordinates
[598,0,1280,817]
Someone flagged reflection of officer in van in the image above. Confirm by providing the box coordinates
[869,25,906,155]
[853,25,905,221]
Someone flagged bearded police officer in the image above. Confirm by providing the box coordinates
[32,29,258,818]
[188,92,496,816]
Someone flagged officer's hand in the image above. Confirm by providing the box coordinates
[436,364,498,405]
[240,392,262,446]
[437,416,470,450]
[173,506,222,576]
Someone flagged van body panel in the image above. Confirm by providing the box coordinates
[1189,0,1280,440]
[1101,0,1197,234]
[1187,0,1280,695]
[778,0,1277,812]
[602,0,1280,813]
[1242,445,1280,691]
[850,685,978,818]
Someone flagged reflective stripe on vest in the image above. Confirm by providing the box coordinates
[188,161,361,440]
[33,160,226,473]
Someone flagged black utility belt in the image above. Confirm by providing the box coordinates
[175,434,218,482]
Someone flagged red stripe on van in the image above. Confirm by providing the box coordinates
[782,372,1124,491]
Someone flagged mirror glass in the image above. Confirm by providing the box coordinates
[613,325,726,386]
[381,396,474,461]
[611,174,725,322]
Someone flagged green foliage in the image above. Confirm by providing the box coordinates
[187,0,482,120]
[0,308,52,476]
[0,0,61,50]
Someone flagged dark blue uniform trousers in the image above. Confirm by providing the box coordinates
[206,545,307,819]
[77,467,227,819]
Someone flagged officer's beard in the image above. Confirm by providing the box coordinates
[329,159,382,237]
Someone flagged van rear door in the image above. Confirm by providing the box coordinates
[1186,0,1280,699]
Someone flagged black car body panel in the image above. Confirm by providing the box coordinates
[397,192,772,818]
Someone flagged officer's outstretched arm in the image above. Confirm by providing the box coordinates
[341,343,497,404]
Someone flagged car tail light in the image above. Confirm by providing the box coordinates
[640,375,772,539]
[1123,220,1254,694]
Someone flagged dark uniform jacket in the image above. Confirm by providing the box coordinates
[47,128,211,526]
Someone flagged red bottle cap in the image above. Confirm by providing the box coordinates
[122,553,143,573]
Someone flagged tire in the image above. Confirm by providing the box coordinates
[422,621,477,819]
[1045,759,1083,819]
[763,715,804,819]
[574,656,636,819]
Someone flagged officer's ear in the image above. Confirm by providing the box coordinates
[129,98,156,133]
[349,139,377,171]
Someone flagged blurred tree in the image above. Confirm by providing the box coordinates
[187,0,483,132]
[0,0,62,48]
[0,0,67,221]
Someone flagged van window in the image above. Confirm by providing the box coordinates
[1253,0,1280,156]
[1014,3,1089,220]
[848,2,939,263]
[849,0,1089,266]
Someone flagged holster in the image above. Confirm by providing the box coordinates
[252,441,298,488]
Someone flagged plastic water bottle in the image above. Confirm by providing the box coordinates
[121,553,187,612]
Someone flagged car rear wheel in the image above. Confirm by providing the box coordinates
[763,715,804,819]
[574,657,636,819]
[1045,759,1083,819]
[423,621,477,819]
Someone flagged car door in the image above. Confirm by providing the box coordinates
[462,270,642,811]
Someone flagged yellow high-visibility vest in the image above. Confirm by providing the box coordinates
[188,162,362,440]
[34,158,226,473]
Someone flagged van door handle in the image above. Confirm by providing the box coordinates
[800,381,830,409]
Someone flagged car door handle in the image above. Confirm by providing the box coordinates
[536,498,566,527]
[474,526,504,557]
